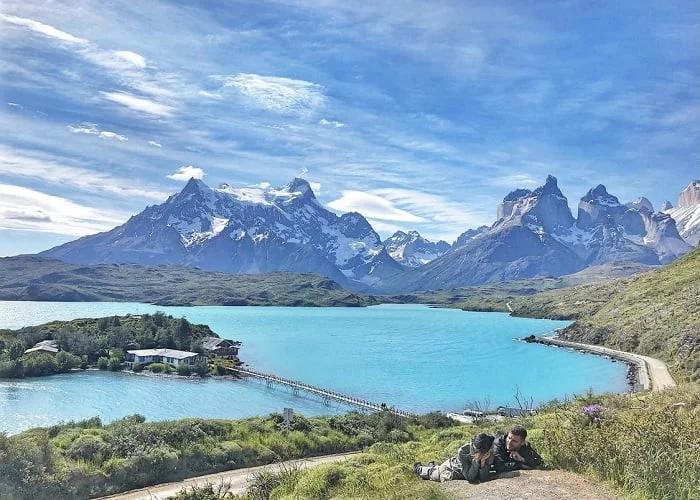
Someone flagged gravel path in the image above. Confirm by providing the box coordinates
[443,469,620,499]
[95,452,358,500]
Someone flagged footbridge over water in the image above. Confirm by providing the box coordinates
[225,366,414,417]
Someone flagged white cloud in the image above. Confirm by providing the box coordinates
[113,50,147,68]
[148,140,163,148]
[100,91,175,117]
[253,182,271,189]
[0,147,167,200]
[7,102,24,109]
[68,122,128,141]
[0,14,88,45]
[319,118,345,128]
[327,190,425,222]
[0,183,127,236]
[488,174,539,189]
[220,73,325,114]
[309,182,322,194]
[167,166,205,181]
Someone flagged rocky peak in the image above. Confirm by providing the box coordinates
[383,230,451,268]
[576,184,625,230]
[627,197,654,213]
[453,225,489,248]
[532,174,565,198]
[495,175,574,234]
[678,180,700,208]
[661,200,674,211]
[285,177,315,199]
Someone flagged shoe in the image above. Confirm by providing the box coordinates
[413,462,422,474]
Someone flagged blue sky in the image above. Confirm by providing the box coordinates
[0,0,698,257]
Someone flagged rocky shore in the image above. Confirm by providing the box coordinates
[522,334,648,392]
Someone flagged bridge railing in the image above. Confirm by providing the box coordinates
[226,366,413,417]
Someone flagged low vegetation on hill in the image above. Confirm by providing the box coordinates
[0,410,452,499]
[2,385,697,500]
[0,313,221,378]
[507,247,700,382]
[0,256,376,307]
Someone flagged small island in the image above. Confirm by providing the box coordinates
[0,313,241,378]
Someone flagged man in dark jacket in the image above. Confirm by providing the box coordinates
[493,425,543,473]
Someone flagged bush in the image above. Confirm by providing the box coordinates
[22,353,57,376]
[97,357,109,370]
[66,435,107,462]
[177,364,192,376]
[108,356,123,371]
[147,363,172,374]
[132,362,144,373]
[55,351,81,372]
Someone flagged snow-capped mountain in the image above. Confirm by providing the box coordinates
[555,184,691,265]
[664,180,700,246]
[41,178,398,288]
[378,176,692,292]
[382,230,450,268]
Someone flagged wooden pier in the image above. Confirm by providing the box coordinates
[226,366,413,417]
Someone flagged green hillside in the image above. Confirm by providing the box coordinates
[0,256,376,307]
[507,247,700,381]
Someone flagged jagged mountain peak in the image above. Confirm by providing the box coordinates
[495,175,574,234]
[383,229,451,268]
[532,174,565,198]
[627,197,654,213]
[661,200,674,211]
[581,184,620,205]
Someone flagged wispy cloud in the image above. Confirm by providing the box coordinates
[327,190,425,222]
[0,147,167,200]
[7,102,24,109]
[0,13,88,44]
[0,183,127,236]
[319,118,345,128]
[167,166,205,181]
[147,140,163,148]
[100,91,175,117]
[68,122,128,141]
[219,73,325,115]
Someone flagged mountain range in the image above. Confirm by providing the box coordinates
[40,176,699,293]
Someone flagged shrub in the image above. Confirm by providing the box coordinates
[147,363,173,374]
[177,364,192,376]
[108,356,123,371]
[97,357,109,370]
[131,362,144,372]
[66,435,107,462]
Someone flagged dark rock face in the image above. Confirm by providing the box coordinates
[452,226,489,248]
[41,178,393,289]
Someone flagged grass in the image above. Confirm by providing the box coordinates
[205,385,699,500]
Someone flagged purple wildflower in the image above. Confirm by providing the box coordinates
[580,404,609,424]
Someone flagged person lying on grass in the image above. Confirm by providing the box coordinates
[493,425,543,472]
[414,432,495,483]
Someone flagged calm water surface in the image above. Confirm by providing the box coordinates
[0,301,628,434]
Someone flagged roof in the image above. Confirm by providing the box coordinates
[36,339,58,348]
[24,345,59,354]
[127,349,199,359]
[201,336,241,350]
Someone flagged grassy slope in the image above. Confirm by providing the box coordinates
[0,256,376,307]
[508,247,700,381]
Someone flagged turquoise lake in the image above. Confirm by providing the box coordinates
[0,301,628,434]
